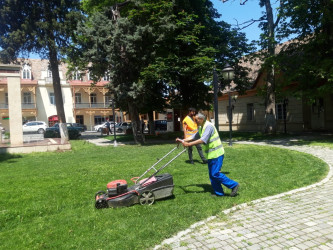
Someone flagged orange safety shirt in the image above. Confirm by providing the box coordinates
[182,115,198,139]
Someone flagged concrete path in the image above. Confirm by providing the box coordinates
[81,132,126,147]
[154,142,333,250]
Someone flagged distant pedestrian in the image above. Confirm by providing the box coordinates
[141,117,145,134]
[182,108,207,164]
[105,119,111,135]
[177,111,239,197]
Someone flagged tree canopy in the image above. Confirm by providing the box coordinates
[275,0,333,100]
[71,1,252,109]
[0,0,83,139]
[68,0,252,142]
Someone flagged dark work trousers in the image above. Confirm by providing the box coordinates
[208,155,238,196]
[188,144,207,162]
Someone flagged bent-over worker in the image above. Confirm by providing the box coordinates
[177,111,239,197]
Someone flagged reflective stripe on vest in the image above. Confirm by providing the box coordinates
[183,116,198,138]
[199,121,224,159]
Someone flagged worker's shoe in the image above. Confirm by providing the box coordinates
[230,184,239,197]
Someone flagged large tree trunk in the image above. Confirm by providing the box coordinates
[44,3,69,140]
[128,101,145,144]
[263,0,277,134]
[48,50,69,140]
[147,110,155,135]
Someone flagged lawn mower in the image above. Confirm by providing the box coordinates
[95,145,186,208]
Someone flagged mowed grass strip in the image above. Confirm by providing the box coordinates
[0,141,328,249]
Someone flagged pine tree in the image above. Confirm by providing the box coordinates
[0,0,83,140]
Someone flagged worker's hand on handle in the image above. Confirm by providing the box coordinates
[176,138,190,147]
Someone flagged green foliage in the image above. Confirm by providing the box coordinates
[274,0,333,99]
[0,0,83,61]
[0,0,84,138]
[0,142,328,249]
[70,0,253,113]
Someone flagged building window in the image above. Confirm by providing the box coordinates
[88,72,97,81]
[75,93,82,104]
[103,73,110,81]
[105,95,112,105]
[22,65,31,79]
[94,115,104,125]
[50,93,55,105]
[247,103,254,121]
[90,93,97,104]
[76,115,84,124]
[276,103,286,120]
[73,70,81,81]
[5,93,8,105]
[23,92,32,104]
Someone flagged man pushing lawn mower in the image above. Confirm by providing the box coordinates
[176,111,239,197]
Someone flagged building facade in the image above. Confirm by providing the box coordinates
[217,71,333,133]
[0,59,128,131]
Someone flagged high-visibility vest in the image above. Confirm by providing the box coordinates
[183,116,198,139]
[199,121,224,159]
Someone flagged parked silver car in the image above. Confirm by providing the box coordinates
[22,121,48,134]
[94,121,116,132]
[115,122,132,133]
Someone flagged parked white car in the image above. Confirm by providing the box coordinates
[94,122,116,132]
[22,121,48,134]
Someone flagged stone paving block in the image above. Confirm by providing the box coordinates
[298,243,316,250]
[245,232,259,239]
[318,245,333,250]
[303,227,317,233]
[247,244,262,250]
[173,246,187,250]
[324,233,333,240]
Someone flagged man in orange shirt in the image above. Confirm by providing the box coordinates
[182,108,207,164]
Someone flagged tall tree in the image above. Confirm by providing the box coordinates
[148,0,252,110]
[221,0,284,134]
[0,0,83,140]
[70,0,174,144]
[258,0,283,134]
[275,0,333,100]
[72,0,251,143]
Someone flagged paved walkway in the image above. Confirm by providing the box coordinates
[154,142,333,250]
[81,132,127,147]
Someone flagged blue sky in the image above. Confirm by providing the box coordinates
[27,1,267,59]
[211,0,264,43]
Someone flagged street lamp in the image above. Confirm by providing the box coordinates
[213,69,219,131]
[221,64,235,146]
[111,99,118,147]
[283,98,288,134]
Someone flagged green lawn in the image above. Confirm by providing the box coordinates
[0,140,329,249]
[106,131,333,149]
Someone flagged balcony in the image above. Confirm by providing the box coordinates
[22,103,36,109]
[0,103,36,109]
[74,102,112,109]
[0,103,8,109]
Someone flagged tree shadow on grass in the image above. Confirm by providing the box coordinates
[0,153,23,163]
[177,184,213,195]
